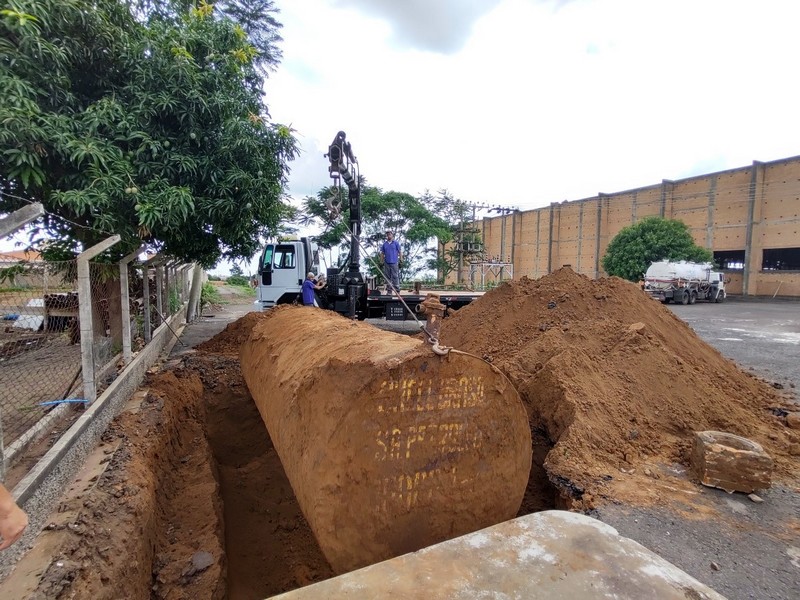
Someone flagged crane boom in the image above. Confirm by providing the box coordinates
[326,131,364,317]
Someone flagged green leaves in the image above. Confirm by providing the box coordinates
[301,183,453,279]
[0,8,39,28]
[601,217,714,281]
[1,0,296,267]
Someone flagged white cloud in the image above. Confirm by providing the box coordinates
[268,0,800,212]
[331,0,504,54]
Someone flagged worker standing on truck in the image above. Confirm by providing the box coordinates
[380,230,402,292]
[0,482,28,550]
[301,272,325,307]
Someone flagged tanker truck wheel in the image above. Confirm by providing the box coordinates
[715,291,726,303]
[689,291,697,305]
[680,291,689,305]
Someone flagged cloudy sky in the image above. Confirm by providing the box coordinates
[268,0,800,211]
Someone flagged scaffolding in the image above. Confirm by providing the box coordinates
[468,258,514,289]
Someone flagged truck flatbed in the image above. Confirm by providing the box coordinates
[365,289,483,320]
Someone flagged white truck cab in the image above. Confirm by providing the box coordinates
[256,237,320,309]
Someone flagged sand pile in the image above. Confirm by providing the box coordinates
[440,267,798,507]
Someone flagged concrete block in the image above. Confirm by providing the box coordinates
[270,511,725,600]
[691,431,773,493]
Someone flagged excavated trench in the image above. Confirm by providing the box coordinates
[143,352,558,599]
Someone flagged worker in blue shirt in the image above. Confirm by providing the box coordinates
[301,272,325,306]
[379,230,402,292]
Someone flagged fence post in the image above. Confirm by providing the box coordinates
[141,253,161,343]
[119,246,145,366]
[187,263,203,322]
[0,203,44,237]
[155,262,164,325]
[78,235,121,403]
[164,262,172,316]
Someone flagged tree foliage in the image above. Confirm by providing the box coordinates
[0,0,296,266]
[419,190,482,284]
[601,217,714,281]
[134,0,284,72]
[300,182,451,280]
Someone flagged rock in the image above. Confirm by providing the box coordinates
[628,322,646,333]
[710,562,720,571]
[788,443,800,456]
[786,412,800,430]
[181,551,214,579]
[748,493,764,503]
[691,431,773,494]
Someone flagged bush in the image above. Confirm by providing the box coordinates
[226,274,250,287]
[200,281,221,312]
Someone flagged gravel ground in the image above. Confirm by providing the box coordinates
[667,299,800,404]
[604,298,800,600]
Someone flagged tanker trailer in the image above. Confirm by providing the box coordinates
[643,260,726,304]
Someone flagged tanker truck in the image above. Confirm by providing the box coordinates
[643,260,726,304]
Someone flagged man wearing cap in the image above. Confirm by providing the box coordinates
[380,230,402,292]
[301,272,325,306]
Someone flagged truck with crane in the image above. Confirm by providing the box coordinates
[255,131,482,319]
[643,260,726,304]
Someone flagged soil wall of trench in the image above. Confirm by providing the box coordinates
[1,352,334,600]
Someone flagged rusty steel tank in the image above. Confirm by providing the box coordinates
[240,305,532,574]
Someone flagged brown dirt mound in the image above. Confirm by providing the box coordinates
[440,267,798,508]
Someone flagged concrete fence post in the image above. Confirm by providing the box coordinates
[187,263,203,322]
[141,253,162,343]
[0,203,44,237]
[142,264,151,343]
[155,263,164,325]
[119,246,145,366]
[78,235,121,403]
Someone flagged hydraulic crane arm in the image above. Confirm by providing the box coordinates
[327,131,358,192]
[326,131,362,279]
[325,131,364,318]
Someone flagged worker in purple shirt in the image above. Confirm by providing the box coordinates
[379,230,402,292]
[301,272,325,306]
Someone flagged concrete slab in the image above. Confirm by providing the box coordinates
[270,510,726,600]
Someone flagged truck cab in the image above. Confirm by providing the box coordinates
[256,237,320,309]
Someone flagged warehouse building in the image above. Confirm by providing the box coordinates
[469,155,800,297]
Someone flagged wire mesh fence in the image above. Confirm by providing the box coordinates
[0,250,193,481]
[0,260,83,463]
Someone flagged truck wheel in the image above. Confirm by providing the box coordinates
[689,291,697,305]
[680,291,689,305]
[715,291,726,303]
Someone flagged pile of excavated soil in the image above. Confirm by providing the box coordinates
[440,267,799,508]
[196,311,265,356]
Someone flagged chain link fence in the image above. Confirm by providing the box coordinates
[0,249,193,481]
[0,260,83,462]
